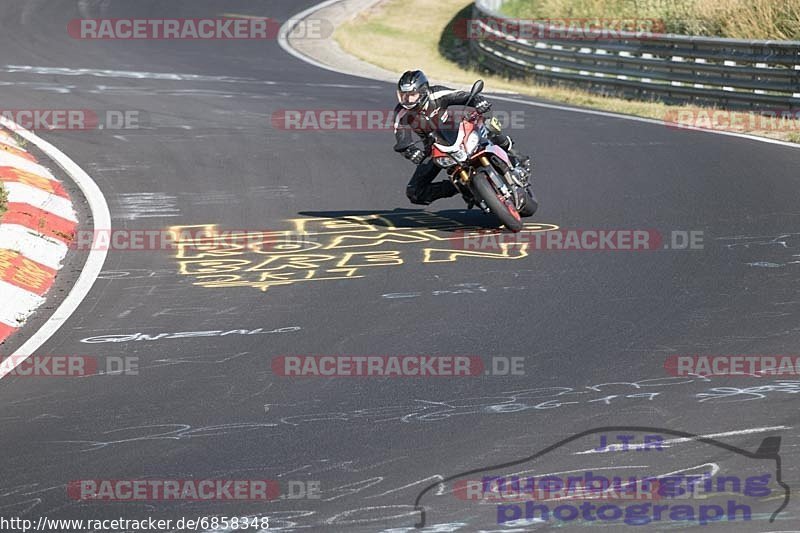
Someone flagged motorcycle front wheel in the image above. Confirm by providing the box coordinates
[472,171,523,232]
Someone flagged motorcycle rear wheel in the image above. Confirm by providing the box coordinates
[519,185,538,217]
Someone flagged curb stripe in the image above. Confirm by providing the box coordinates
[1,203,77,244]
[0,167,69,198]
[4,182,78,222]
[0,249,57,296]
[0,150,56,180]
[1,144,37,162]
[0,322,16,343]
[0,280,45,328]
[0,225,69,271]
[0,132,20,149]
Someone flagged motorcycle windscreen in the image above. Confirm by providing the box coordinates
[432,122,460,148]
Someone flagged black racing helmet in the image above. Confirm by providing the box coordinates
[397,70,430,110]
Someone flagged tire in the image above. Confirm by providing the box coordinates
[519,185,538,217]
[471,171,523,232]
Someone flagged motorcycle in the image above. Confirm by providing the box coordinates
[423,80,537,232]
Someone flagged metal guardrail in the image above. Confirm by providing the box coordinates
[471,0,800,108]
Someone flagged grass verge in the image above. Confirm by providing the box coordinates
[501,0,800,40]
[1,131,26,216]
[336,0,800,143]
[0,183,7,217]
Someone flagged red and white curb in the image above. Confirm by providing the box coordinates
[0,128,77,344]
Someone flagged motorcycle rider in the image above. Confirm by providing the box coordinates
[392,70,528,206]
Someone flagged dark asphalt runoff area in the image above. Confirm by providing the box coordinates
[1,1,800,531]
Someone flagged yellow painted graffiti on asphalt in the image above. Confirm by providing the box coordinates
[169,212,558,291]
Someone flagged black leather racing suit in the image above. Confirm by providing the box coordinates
[392,85,515,205]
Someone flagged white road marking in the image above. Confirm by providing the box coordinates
[114,192,180,220]
[278,0,372,74]
[3,65,244,82]
[492,94,800,150]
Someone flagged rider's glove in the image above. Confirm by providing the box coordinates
[404,146,426,165]
[473,97,492,115]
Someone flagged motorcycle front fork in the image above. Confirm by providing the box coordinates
[452,162,518,214]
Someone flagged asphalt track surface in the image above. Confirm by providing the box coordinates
[1,1,800,531]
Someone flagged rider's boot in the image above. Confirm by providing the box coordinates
[429,181,458,203]
[495,134,525,170]
[509,147,533,183]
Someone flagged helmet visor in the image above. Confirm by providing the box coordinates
[397,89,422,109]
